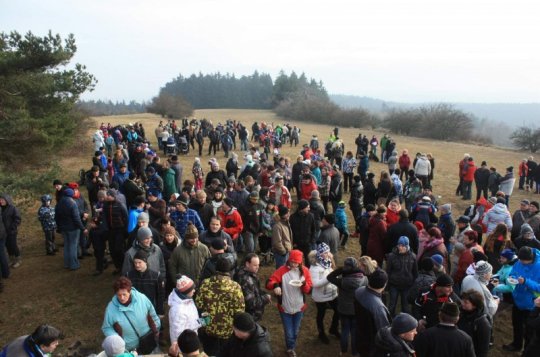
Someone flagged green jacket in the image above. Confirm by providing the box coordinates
[168,241,210,284]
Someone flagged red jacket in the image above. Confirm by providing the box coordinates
[300,181,317,201]
[266,264,312,313]
[269,184,292,209]
[399,154,411,169]
[453,244,484,285]
[519,162,529,177]
[463,161,476,182]
[386,209,400,226]
[218,208,243,240]
[367,215,388,266]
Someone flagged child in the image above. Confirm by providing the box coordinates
[101,335,137,357]
[37,194,57,256]
[259,198,278,265]
[335,200,350,248]
[192,158,204,191]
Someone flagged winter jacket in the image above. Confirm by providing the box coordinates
[407,270,436,305]
[386,220,419,254]
[55,196,85,232]
[290,211,316,249]
[438,213,456,245]
[102,288,161,351]
[387,152,398,171]
[309,263,338,303]
[240,201,261,234]
[218,207,243,240]
[463,161,476,182]
[0,335,48,357]
[220,324,273,357]
[498,173,515,196]
[482,203,512,234]
[492,261,517,295]
[170,208,205,238]
[103,200,128,231]
[367,215,388,265]
[474,166,490,187]
[0,194,20,237]
[399,154,411,169]
[512,209,531,239]
[266,264,313,313]
[271,219,293,256]
[300,180,317,200]
[335,206,348,233]
[38,205,56,232]
[329,172,343,202]
[355,286,392,356]
[456,308,491,357]
[510,248,540,311]
[319,224,340,256]
[461,275,498,317]
[386,249,418,289]
[195,274,245,339]
[167,290,201,344]
[413,324,475,357]
[122,241,166,277]
[126,268,165,315]
[414,156,431,177]
[454,244,484,285]
[327,267,367,315]
[162,168,178,200]
[168,241,211,284]
[414,287,461,328]
[269,184,292,209]
[234,267,269,321]
[375,326,416,357]
[349,181,364,212]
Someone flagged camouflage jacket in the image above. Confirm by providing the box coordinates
[195,273,245,339]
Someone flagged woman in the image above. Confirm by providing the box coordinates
[491,248,517,301]
[461,261,499,318]
[483,223,513,272]
[159,225,180,293]
[308,243,339,344]
[418,227,448,271]
[367,206,388,266]
[266,250,313,357]
[226,153,239,179]
[427,153,435,183]
[168,275,202,357]
[386,198,401,227]
[398,149,411,181]
[376,171,395,206]
[457,290,491,357]
[102,277,161,353]
[341,151,357,193]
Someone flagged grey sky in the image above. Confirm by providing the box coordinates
[2,0,539,103]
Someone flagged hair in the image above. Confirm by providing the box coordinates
[464,230,478,243]
[113,276,132,292]
[244,253,259,265]
[379,171,391,183]
[485,223,510,253]
[210,215,221,224]
[428,227,442,238]
[31,325,63,347]
[439,311,459,324]
[376,205,387,214]
[461,289,485,311]
[358,256,378,275]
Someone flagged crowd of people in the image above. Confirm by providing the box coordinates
[2,118,540,357]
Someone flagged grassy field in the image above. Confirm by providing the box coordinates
[0,109,533,356]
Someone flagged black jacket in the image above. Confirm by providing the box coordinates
[220,324,273,357]
[414,324,475,357]
[355,286,392,356]
[329,172,343,202]
[0,194,21,236]
[55,196,85,232]
[375,326,416,357]
[327,267,367,316]
[126,268,165,315]
[386,249,418,289]
[457,308,491,357]
[289,211,316,248]
[474,167,490,187]
[386,220,419,254]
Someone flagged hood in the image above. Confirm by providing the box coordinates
[491,203,508,214]
[341,270,367,291]
[476,196,490,209]
[0,193,14,206]
[168,289,194,307]
[375,327,404,353]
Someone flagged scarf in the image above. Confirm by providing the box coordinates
[423,237,444,252]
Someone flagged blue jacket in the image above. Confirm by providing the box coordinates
[102,288,161,351]
[510,248,540,310]
[0,335,43,357]
[335,206,348,232]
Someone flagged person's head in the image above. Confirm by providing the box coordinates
[102,335,125,357]
[376,205,387,217]
[518,246,535,265]
[195,189,207,204]
[427,227,442,240]
[368,268,388,291]
[419,258,434,272]
[520,199,530,211]
[288,249,304,269]
[434,274,454,297]
[30,325,62,354]
[278,204,290,221]
[297,199,310,214]
[175,197,189,212]
[388,199,400,212]
[133,250,149,273]
[244,253,260,274]
[210,238,226,255]
[398,209,409,221]
[232,312,257,340]
[474,260,493,282]
[221,197,234,212]
[365,204,376,217]
[184,223,199,247]
[137,226,153,247]
[322,213,335,227]
[397,236,409,253]
[113,277,132,304]
[391,313,418,342]
[499,248,516,265]
[530,201,539,214]
[439,203,451,215]
[177,329,201,356]
[176,275,195,297]
[520,223,534,240]
[439,302,460,325]
[463,230,478,246]
[456,215,471,229]
[461,289,485,312]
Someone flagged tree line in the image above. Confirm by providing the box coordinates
[77,100,147,116]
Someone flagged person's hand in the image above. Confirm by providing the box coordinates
[273,287,282,296]
[518,276,526,285]
[168,343,178,357]
[417,319,427,333]
[534,296,540,308]
[265,294,272,303]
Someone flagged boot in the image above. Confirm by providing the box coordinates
[11,256,22,268]
[318,332,330,344]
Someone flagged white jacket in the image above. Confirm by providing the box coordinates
[461,275,498,317]
[168,291,201,344]
[309,263,338,303]
[414,156,431,176]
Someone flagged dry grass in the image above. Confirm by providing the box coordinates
[1,109,534,356]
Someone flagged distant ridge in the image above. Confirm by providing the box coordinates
[330,94,540,127]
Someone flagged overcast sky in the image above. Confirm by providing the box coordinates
[2,0,539,103]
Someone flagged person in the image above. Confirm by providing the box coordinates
[386,236,418,316]
[319,213,340,257]
[453,230,484,286]
[461,260,499,318]
[100,334,137,356]
[218,197,244,252]
[511,199,531,240]
[169,223,211,283]
[414,153,431,187]
[386,209,419,254]
[437,204,455,253]
[503,246,540,352]
[0,324,62,356]
[499,166,516,205]
[514,223,540,250]
[122,226,166,277]
[289,199,316,264]
[408,258,437,316]
[103,189,129,274]
[170,197,205,238]
[457,290,491,357]
[37,194,57,256]
[266,250,313,357]
[234,253,271,321]
[354,268,391,357]
[482,198,512,234]
[462,157,476,200]
[413,302,475,357]
[0,194,22,268]
[375,313,418,357]
[195,254,245,356]
[219,312,273,357]
[335,200,350,248]
[308,243,339,344]
[199,238,236,283]
[125,250,165,316]
[102,277,161,353]
[522,296,540,357]
[272,205,293,268]
[349,175,364,235]
[55,188,86,271]
[474,161,490,201]
[414,274,461,328]
[199,216,235,257]
[342,151,357,193]
[167,276,201,357]
[367,205,388,266]
[177,329,208,357]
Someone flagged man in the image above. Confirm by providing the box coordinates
[319,214,340,257]
[169,223,211,283]
[269,175,292,209]
[438,204,456,253]
[0,193,22,269]
[205,159,227,188]
[111,162,130,194]
[122,226,166,277]
[519,158,529,190]
[234,253,271,321]
[0,324,62,356]
[414,274,461,328]
[526,156,537,191]
[102,189,128,274]
[127,195,145,234]
[462,157,476,201]
[55,188,86,271]
[487,167,501,197]
[123,172,145,209]
[354,268,391,357]
[386,209,419,254]
[146,189,167,228]
[169,155,183,193]
[195,254,245,356]
[272,205,293,268]
[453,230,484,286]
[144,166,164,199]
[527,201,540,237]
[329,165,344,212]
[220,312,273,357]
[456,154,470,197]
[289,199,316,265]
[414,302,475,357]
[199,216,235,256]
[503,246,540,352]
[170,197,205,238]
[127,211,161,248]
[199,238,236,283]
[511,199,531,240]
[218,198,244,251]
[309,190,326,246]
[239,192,261,255]
[375,313,417,356]
[474,160,490,200]
[414,153,431,188]
[188,190,214,230]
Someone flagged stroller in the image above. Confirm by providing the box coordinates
[178,135,189,155]
[166,136,177,155]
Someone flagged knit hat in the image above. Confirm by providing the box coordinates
[211,238,226,251]
[64,188,74,197]
[297,199,309,210]
[440,302,460,318]
[435,273,454,287]
[147,188,159,197]
[474,260,492,277]
[223,197,234,207]
[531,201,540,210]
[102,335,125,356]
[500,248,516,261]
[145,166,156,174]
[368,269,388,289]
[317,242,330,255]
[178,329,200,354]
[176,195,189,206]
[343,257,358,271]
[431,254,443,267]
[414,221,424,231]
[397,236,409,247]
[440,203,452,213]
[137,212,149,222]
[518,246,534,261]
[133,250,148,263]
[184,223,199,240]
[419,258,434,272]
[521,199,531,205]
[311,190,320,199]
[233,312,257,332]
[288,250,303,264]
[137,227,152,241]
[278,205,289,217]
[520,223,534,235]
[391,313,418,335]
[249,191,259,200]
[176,275,195,293]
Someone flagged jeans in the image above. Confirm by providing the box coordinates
[316,299,339,334]
[388,285,411,316]
[0,238,10,278]
[462,181,472,200]
[511,305,533,349]
[240,139,248,151]
[280,311,304,351]
[274,251,289,268]
[62,229,80,270]
[340,314,357,354]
